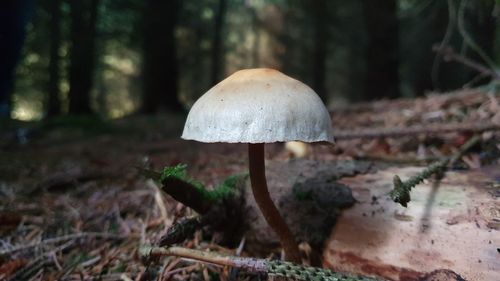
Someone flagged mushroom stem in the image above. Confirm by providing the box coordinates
[248,143,301,263]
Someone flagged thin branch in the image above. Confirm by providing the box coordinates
[335,120,500,140]
[457,0,497,69]
[390,135,481,207]
[432,45,500,80]
[432,0,456,89]
[140,246,383,281]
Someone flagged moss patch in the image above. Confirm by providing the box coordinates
[209,173,248,201]
[160,164,247,203]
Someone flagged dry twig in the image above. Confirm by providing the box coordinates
[390,135,481,207]
[432,46,500,80]
[335,121,500,139]
[140,246,383,281]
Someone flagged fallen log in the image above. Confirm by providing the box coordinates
[141,159,496,280]
[326,165,500,280]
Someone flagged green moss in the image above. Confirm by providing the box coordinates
[209,173,248,201]
[160,163,188,182]
[160,164,247,203]
[160,164,206,192]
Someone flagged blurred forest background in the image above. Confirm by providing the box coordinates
[2,0,499,121]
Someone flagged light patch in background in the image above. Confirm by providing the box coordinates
[12,94,43,121]
[101,50,141,119]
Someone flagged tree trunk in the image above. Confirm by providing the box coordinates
[47,0,61,117]
[141,0,183,113]
[0,0,34,117]
[250,7,260,68]
[68,0,100,115]
[211,0,227,85]
[362,0,400,100]
[400,0,457,95]
[466,0,496,69]
[312,0,328,104]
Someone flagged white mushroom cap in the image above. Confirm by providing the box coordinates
[182,68,334,143]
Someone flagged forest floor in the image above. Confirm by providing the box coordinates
[0,88,499,281]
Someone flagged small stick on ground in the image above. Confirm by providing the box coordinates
[158,216,205,247]
[390,135,481,207]
[140,245,382,281]
[335,121,500,140]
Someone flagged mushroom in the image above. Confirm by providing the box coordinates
[285,141,310,158]
[182,68,334,263]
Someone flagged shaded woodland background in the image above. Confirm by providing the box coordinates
[1,0,499,121]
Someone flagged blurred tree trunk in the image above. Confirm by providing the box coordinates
[401,0,452,95]
[211,0,227,85]
[47,0,61,117]
[250,7,260,68]
[312,0,328,103]
[141,0,183,113]
[0,0,34,118]
[68,0,100,114]
[467,0,496,67]
[362,0,399,100]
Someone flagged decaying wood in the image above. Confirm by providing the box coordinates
[325,165,500,281]
[155,159,489,280]
[161,177,213,214]
[156,160,372,252]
